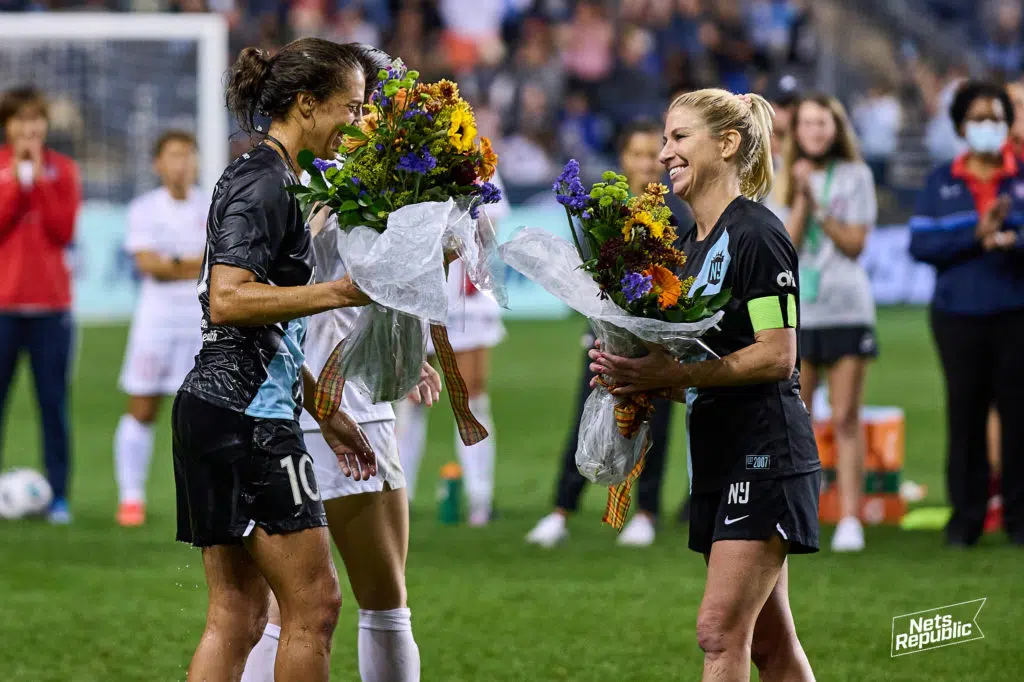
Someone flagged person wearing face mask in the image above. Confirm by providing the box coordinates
[0,86,81,525]
[909,80,1024,549]
[773,94,879,553]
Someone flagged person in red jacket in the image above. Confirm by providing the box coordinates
[0,86,81,524]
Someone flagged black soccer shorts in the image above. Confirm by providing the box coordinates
[688,470,822,556]
[172,391,327,548]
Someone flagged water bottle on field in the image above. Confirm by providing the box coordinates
[437,462,463,525]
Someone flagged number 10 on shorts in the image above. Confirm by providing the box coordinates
[281,454,321,505]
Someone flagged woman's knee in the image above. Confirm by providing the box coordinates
[284,565,344,634]
[696,605,747,657]
[831,400,861,440]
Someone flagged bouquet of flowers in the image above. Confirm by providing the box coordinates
[287,59,506,446]
[499,159,730,529]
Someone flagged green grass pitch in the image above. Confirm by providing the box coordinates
[0,307,1020,681]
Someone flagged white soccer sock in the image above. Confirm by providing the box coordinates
[456,394,495,514]
[396,400,428,503]
[358,608,420,682]
[240,623,280,682]
[114,414,155,504]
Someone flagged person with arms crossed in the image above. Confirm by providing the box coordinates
[241,44,439,682]
[0,86,81,524]
[591,90,818,682]
[173,39,376,682]
[114,129,207,527]
[908,80,1024,548]
[773,94,879,553]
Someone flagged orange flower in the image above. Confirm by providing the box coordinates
[343,111,378,151]
[644,264,682,309]
[478,136,498,181]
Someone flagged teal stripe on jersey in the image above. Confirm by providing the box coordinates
[246,317,309,420]
[687,228,731,297]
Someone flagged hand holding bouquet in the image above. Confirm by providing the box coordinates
[287,59,505,446]
[499,160,730,529]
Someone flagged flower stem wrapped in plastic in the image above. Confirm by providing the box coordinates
[499,160,730,529]
[287,59,506,444]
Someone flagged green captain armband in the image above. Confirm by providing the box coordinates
[747,294,798,332]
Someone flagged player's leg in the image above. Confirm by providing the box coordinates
[527,344,593,546]
[244,526,341,682]
[395,396,428,503]
[328,488,419,682]
[749,560,815,681]
[114,328,177,525]
[454,346,496,526]
[240,595,281,682]
[697,536,787,681]
[190,544,271,681]
[0,314,24,469]
[25,311,73,522]
[984,405,1003,533]
[114,394,161,525]
[827,354,870,552]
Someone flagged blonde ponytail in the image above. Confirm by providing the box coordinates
[741,93,775,202]
[668,89,776,202]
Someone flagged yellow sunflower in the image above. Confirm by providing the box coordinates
[447,102,477,153]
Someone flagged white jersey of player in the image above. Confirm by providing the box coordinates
[124,186,208,331]
[298,215,396,432]
[118,185,208,397]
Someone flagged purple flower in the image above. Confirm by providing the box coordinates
[621,272,653,304]
[396,148,438,175]
[582,210,592,220]
[479,181,502,204]
[375,143,384,151]
[312,158,337,173]
[553,158,588,211]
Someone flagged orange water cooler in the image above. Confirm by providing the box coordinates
[814,406,908,525]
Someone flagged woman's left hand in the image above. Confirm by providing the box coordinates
[588,342,682,395]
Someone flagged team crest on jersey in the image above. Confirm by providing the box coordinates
[708,251,726,285]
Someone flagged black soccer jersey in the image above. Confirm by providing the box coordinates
[677,197,820,494]
[180,144,315,421]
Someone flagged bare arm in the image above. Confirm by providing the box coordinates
[135,252,204,281]
[208,264,370,326]
[820,218,869,259]
[784,192,813,249]
[666,329,796,399]
[589,328,797,397]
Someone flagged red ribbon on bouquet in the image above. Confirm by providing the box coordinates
[312,325,488,447]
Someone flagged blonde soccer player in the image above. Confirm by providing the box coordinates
[114,130,207,526]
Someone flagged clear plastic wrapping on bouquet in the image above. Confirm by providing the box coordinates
[340,305,429,403]
[331,199,507,402]
[499,227,723,486]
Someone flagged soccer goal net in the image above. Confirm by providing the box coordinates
[0,13,229,322]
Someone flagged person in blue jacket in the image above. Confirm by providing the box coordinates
[909,80,1024,548]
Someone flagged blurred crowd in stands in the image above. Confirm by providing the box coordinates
[5,0,1024,208]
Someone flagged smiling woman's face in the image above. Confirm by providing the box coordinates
[658,105,723,201]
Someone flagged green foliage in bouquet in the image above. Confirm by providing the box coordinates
[285,58,501,231]
[553,159,731,322]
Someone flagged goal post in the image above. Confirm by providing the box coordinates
[0,13,229,322]
[0,12,230,196]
